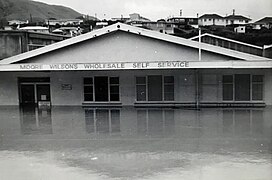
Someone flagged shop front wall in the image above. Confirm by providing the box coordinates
[0,69,271,106]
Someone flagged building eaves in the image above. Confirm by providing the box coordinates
[254,17,272,24]
[0,22,271,65]
[199,14,224,19]
[225,15,251,21]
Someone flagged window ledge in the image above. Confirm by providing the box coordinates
[82,102,122,107]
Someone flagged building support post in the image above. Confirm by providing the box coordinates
[195,69,200,109]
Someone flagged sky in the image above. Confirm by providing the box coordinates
[35,0,272,21]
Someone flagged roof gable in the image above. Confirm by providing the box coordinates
[225,15,251,20]
[0,22,270,65]
[199,14,224,19]
[254,17,272,24]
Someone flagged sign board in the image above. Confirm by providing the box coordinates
[0,61,271,71]
[61,84,72,90]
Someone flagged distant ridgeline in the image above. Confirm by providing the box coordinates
[0,0,82,22]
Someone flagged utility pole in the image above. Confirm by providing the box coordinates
[198,27,202,61]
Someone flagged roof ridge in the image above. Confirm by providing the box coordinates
[0,22,270,65]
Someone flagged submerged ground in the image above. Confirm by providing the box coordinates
[0,106,271,180]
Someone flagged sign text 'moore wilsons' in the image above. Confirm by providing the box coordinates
[17,61,190,71]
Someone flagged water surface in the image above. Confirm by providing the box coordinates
[0,106,271,180]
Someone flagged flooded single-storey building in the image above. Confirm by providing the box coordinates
[0,23,272,107]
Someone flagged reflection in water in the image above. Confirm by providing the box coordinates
[20,106,52,135]
[0,106,271,180]
[137,109,175,137]
[85,109,121,134]
[223,109,265,136]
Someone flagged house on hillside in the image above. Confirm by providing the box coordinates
[167,17,199,28]
[0,23,271,108]
[46,19,83,26]
[19,26,49,33]
[8,20,29,26]
[225,15,251,25]
[253,17,272,29]
[198,14,226,26]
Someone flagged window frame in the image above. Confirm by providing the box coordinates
[135,75,175,102]
[83,76,120,102]
[222,74,264,102]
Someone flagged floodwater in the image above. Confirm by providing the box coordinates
[0,106,271,180]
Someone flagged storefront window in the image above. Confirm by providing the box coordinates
[235,74,250,101]
[110,77,120,101]
[223,75,233,101]
[84,77,120,102]
[136,77,147,101]
[164,76,174,101]
[222,74,263,101]
[84,78,94,101]
[252,75,263,101]
[136,76,174,102]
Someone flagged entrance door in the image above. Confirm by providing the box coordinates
[20,84,35,104]
[20,83,51,105]
[95,77,109,101]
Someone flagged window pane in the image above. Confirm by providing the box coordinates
[164,93,174,101]
[110,94,120,101]
[84,86,93,93]
[110,77,119,84]
[252,75,263,83]
[148,76,162,101]
[136,77,146,84]
[235,74,250,101]
[84,78,93,85]
[94,77,109,101]
[110,86,119,94]
[223,75,233,83]
[164,85,174,93]
[223,84,233,100]
[84,94,93,101]
[136,85,146,101]
[164,76,174,83]
[252,84,263,100]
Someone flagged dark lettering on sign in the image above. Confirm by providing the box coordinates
[20,64,42,69]
[49,64,78,70]
[132,62,150,68]
[83,63,125,69]
[157,61,189,68]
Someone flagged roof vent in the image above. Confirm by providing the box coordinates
[117,25,120,28]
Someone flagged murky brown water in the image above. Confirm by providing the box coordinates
[0,106,271,180]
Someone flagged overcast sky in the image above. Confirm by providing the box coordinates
[36,0,272,21]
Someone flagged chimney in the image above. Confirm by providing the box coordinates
[233,9,235,16]
[180,9,182,17]
[197,13,199,18]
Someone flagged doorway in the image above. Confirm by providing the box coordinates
[19,78,51,105]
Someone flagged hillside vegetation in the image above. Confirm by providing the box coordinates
[0,0,82,22]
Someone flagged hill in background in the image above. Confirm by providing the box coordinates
[0,0,83,22]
